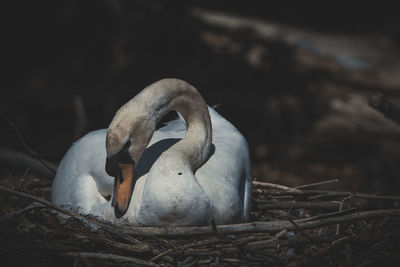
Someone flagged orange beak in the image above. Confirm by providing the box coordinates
[112,163,135,218]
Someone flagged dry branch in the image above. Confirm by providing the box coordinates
[252,180,301,192]
[256,200,350,210]
[271,189,400,201]
[7,120,57,175]
[294,179,339,189]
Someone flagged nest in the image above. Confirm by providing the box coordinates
[1,173,400,266]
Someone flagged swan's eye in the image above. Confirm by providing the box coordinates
[178,172,182,175]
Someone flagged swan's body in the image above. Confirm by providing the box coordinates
[52,79,252,226]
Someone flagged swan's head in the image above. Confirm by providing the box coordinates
[105,138,135,218]
[105,117,154,218]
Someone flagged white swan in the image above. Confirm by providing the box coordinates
[51,79,252,226]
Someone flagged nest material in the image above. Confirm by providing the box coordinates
[1,173,400,267]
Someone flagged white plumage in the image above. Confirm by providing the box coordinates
[51,79,252,226]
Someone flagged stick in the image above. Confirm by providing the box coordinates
[336,196,352,235]
[294,179,339,189]
[64,252,159,267]
[287,216,316,244]
[256,200,349,210]
[149,249,174,262]
[6,119,57,175]
[252,181,301,192]
[271,189,400,201]
[287,201,316,244]
[72,233,151,254]
[300,208,357,222]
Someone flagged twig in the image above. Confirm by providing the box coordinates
[72,233,151,254]
[149,249,174,262]
[336,196,352,235]
[1,202,50,221]
[234,229,288,250]
[331,236,349,245]
[6,119,57,175]
[256,200,349,210]
[294,179,339,189]
[299,208,357,222]
[63,252,159,267]
[287,216,316,244]
[271,189,400,201]
[308,191,400,201]
[252,181,301,192]
[287,201,316,244]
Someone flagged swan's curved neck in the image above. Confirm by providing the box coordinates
[107,79,212,171]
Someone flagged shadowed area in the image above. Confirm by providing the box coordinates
[134,138,216,179]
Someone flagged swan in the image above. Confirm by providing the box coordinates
[51,78,252,226]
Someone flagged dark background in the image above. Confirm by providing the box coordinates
[2,0,400,193]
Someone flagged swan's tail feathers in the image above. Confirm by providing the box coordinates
[242,176,252,222]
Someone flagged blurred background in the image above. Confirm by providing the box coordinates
[2,0,400,194]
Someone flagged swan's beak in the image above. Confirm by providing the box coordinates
[112,162,135,218]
